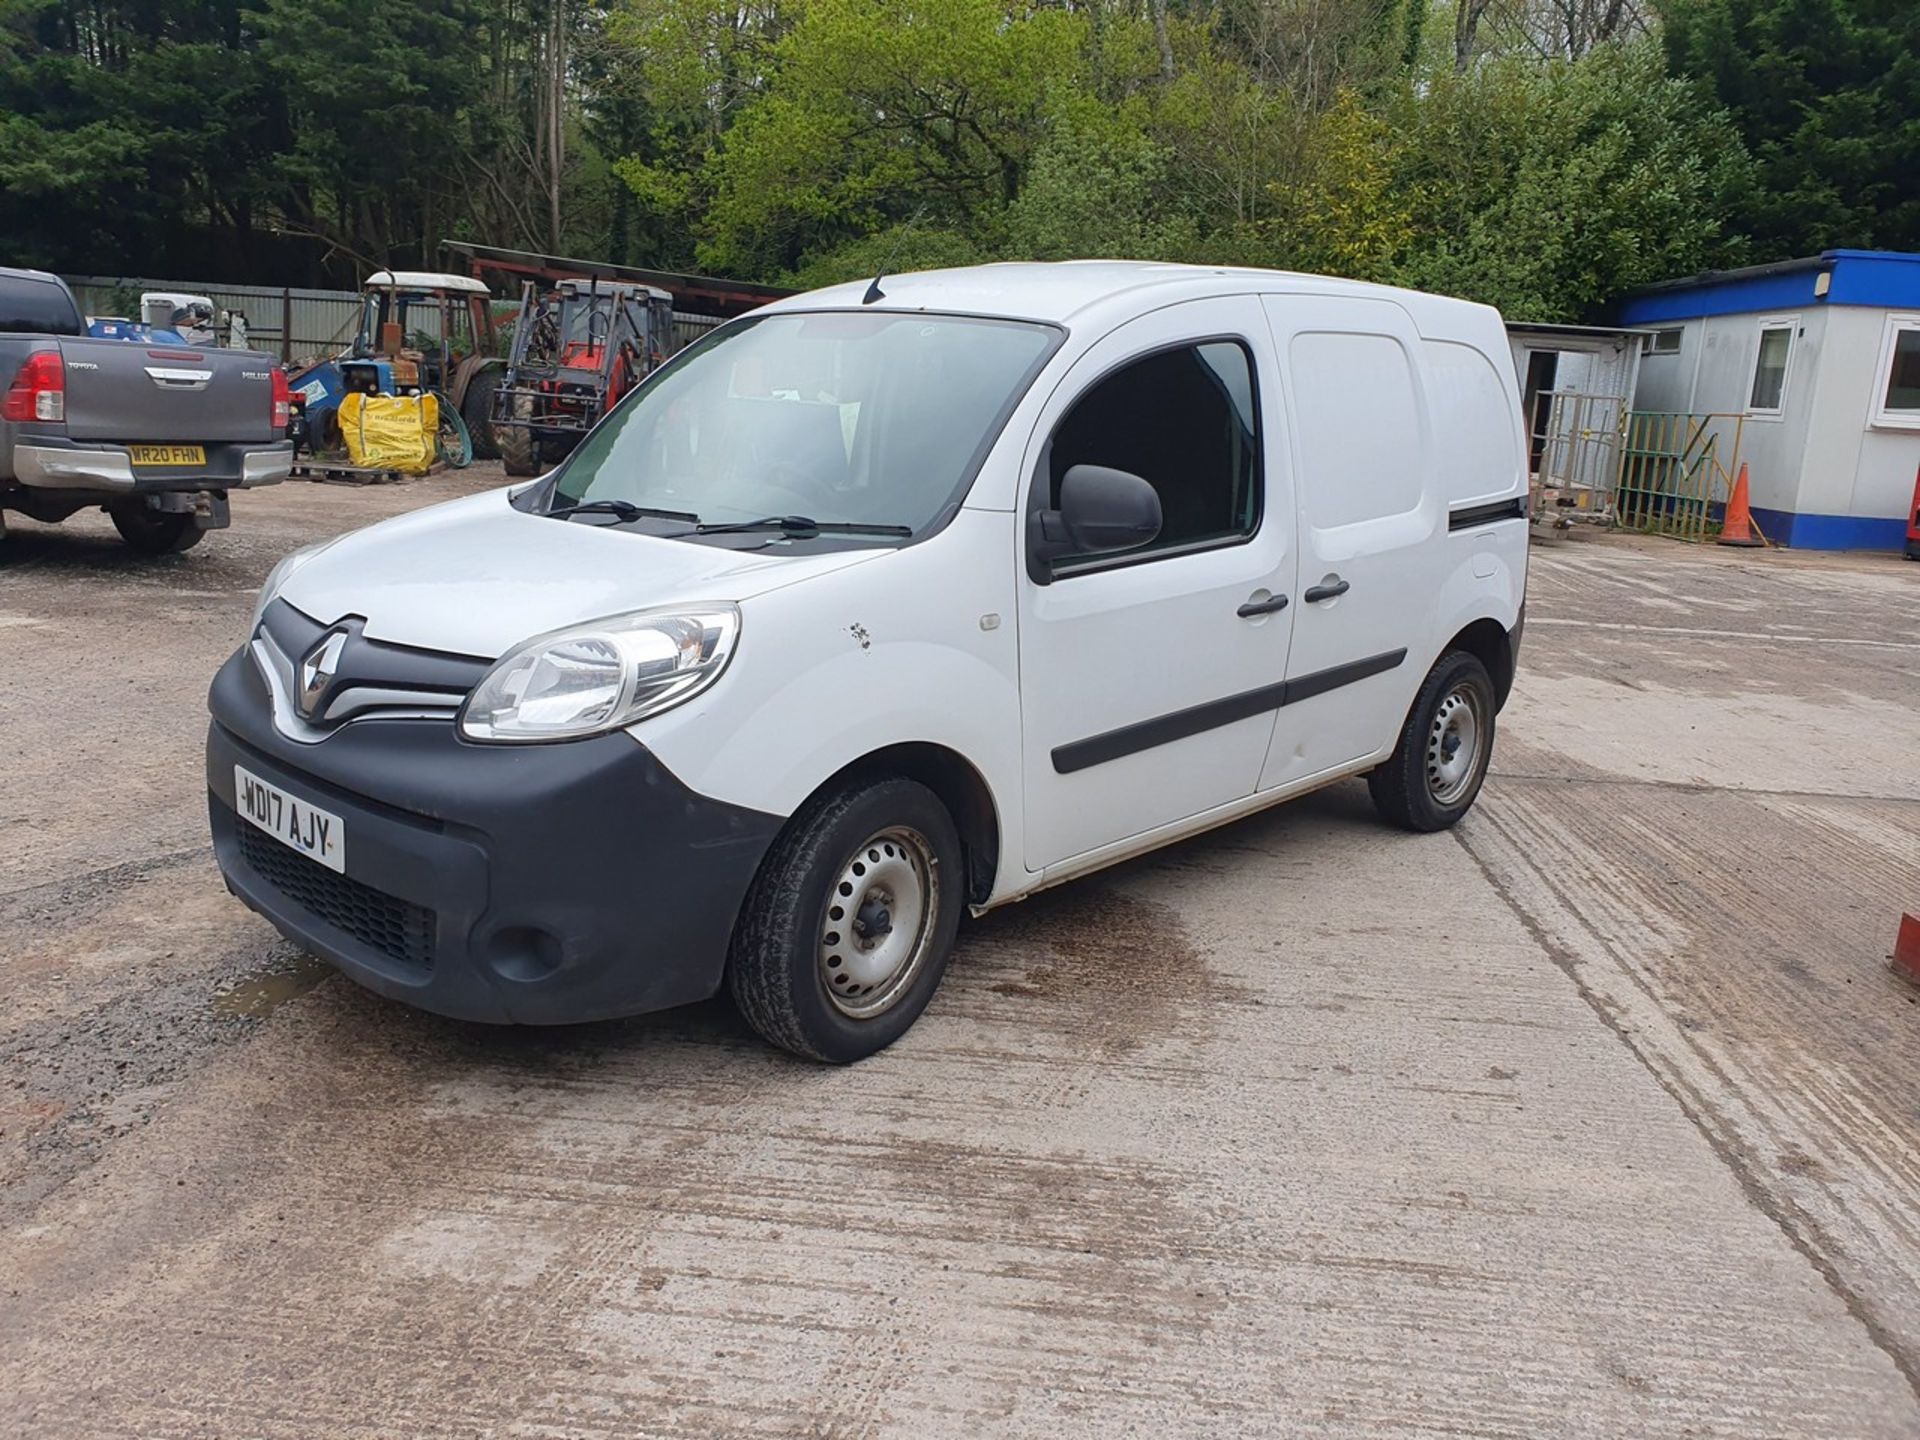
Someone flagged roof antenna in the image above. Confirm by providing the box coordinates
[863,206,926,305]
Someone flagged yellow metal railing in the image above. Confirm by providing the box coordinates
[1613,412,1747,543]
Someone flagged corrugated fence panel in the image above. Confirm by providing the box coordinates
[65,275,366,360]
[671,312,724,351]
[68,274,722,363]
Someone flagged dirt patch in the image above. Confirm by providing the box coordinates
[955,883,1237,1055]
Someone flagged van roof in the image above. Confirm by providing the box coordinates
[757,260,1496,327]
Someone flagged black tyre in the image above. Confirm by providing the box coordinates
[1367,650,1496,832]
[461,368,502,461]
[727,777,964,1063]
[495,392,538,477]
[109,503,204,555]
[537,431,580,468]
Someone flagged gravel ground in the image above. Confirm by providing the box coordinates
[1,479,1917,1438]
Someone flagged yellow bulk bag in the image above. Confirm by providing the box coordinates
[339,392,438,474]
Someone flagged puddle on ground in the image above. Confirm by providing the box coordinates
[213,953,331,1018]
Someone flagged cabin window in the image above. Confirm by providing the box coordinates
[1747,319,1796,416]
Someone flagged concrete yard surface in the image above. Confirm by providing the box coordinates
[2,483,1917,1438]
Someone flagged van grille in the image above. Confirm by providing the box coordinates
[237,824,434,972]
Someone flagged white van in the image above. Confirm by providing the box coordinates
[208,263,1528,1062]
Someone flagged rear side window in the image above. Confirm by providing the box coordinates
[0,276,82,336]
[1047,340,1260,563]
[1290,331,1422,528]
[1423,339,1523,503]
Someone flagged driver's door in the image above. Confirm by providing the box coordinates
[1016,296,1297,873]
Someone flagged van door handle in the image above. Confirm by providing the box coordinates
[1236,592,1290,618]
[1303,578,1350,603]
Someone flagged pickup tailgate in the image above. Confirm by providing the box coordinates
[57,338,277,444]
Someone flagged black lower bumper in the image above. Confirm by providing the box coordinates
[206,647,782,1024]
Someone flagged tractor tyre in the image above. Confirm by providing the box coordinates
[496,392,538,477]
[461,369,502,462]
[538,432,582,469]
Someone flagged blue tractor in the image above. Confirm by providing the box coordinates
[287,271,505,468]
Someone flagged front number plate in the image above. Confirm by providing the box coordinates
[129,444,205,465]
[234,765,345,873]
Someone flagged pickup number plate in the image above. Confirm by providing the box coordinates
[234,765,345,873]
[128,444,205,466]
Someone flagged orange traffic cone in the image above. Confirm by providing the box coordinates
[1894,913,1920,987]
[1718,462,1764,547]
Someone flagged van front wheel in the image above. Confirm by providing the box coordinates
[1367,651,1496,832]
[727,777,963,1063]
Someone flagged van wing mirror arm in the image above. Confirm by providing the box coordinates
[1031,509,1077,564]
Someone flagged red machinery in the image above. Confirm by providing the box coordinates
[489,278,674,477]
[1905,460,1919,561]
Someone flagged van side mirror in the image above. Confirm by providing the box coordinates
[1031,465,1162,569]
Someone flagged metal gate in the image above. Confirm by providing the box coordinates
[1537,392,1628,519]
[1614,412,1748,543]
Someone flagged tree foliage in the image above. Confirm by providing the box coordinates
[1391,44,1755,317]
[1659,0,1920,253]
[0,0,1903,318]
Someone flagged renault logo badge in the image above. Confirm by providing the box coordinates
[298,629,349,719]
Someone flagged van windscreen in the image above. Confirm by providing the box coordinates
[546,311,1059,538]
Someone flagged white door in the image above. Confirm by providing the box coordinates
[1258,295,1441,791]
[1017,296,1296,871]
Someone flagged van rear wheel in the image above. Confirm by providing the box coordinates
[1367,650,1495,832]
[727,777,963,1063]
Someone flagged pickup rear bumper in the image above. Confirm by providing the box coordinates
[11,438,292,492]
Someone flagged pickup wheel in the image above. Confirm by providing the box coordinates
[727,777,963,1063]
[108,503,203,555]
[495,392,538,477]
[1367,650,1495,832]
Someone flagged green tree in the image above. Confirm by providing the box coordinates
[248,0,484,267]
[686,0,1089,275]
[1390,44,1753,318]
[1661,0,1920,253]
[1265,89,1410,280]
[1006,109,1196,261]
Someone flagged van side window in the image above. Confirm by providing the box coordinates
[1047,340,1259,563]
[1290,331,1422,527]
[1422,339,1524,504]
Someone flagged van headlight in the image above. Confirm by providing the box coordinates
[459,604,741,743]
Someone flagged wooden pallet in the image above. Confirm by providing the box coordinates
[290,457,445,485]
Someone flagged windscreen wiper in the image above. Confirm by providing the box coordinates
[549,499,701,524]
[691,515,913,538]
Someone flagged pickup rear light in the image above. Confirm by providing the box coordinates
[270,367,290,431]
[2,349,64,423]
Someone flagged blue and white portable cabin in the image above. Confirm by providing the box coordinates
[1619,250,1920,550]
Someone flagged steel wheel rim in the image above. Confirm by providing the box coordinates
[1426,683,1486,807]
[818,826,938,1019]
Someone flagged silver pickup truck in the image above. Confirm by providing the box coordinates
[1,266,293,553]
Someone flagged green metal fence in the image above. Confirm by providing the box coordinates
[1613,412,1748,543]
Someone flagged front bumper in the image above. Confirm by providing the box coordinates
[205,646,783,1024]
[14,438,292,492]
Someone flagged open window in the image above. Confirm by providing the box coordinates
[1871,313,1920,430]
[1043,339,1260,572]
[1747,318,1797,417]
